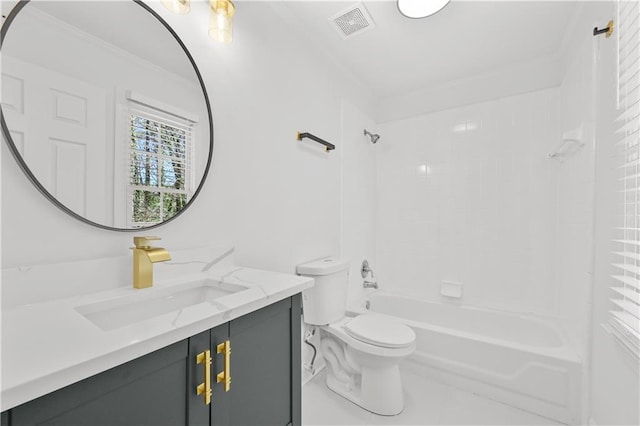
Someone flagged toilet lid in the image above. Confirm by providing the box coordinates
[344,314,415,348]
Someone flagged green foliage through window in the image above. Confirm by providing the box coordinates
[129,113,191,226]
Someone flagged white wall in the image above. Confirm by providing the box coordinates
[376,89,560,314]
[555,24,596,355]
[1,1,375,279]
[300,92,378,385]
[552,5,604,422]
[553,3,640,424]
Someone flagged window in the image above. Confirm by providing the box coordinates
[610,0,640,357]
[127,106,194,227]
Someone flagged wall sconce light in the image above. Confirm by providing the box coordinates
[397,0,450,18]
[209,0,235,44]
[161,0,190,15]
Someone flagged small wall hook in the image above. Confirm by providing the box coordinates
[593,20,614,38]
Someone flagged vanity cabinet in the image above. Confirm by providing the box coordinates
[3,295,301,426]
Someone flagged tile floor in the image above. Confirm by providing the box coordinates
[302,360,562,425]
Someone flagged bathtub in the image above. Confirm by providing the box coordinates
[348,292,582,424]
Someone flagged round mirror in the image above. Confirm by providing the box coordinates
[1,0,213,231]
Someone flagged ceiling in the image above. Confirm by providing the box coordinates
[25,1,197,81]
[4,0,578,109]
[276,0,578,102]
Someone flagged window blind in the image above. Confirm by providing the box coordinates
[127,105,194,228]
[610,0,640,357]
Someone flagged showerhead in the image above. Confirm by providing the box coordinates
[364,129,380,144]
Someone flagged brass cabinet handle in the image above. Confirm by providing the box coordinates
[196,350,212,405]
[216,340,231,392]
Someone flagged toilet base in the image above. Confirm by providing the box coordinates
[315,316,415,416]
[325,363,405,416]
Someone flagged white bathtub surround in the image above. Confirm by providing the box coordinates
[298,258,416,416]
[340,99,378,306]
[1,251,313,411]
[351,292,581,424]
[376,88,560,316]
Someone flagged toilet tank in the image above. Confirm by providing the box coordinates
[296,257,349,325]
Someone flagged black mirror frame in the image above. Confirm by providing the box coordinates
[0,0,214,232]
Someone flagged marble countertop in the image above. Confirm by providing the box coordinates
[1,248,314,411]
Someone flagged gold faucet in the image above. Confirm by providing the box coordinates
[132,236,171,289]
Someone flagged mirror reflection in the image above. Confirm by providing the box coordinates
[1,0,212,230]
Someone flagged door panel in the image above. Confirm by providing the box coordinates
[2,55,107,223]
[227,298,292,426]
[10,341,189,426]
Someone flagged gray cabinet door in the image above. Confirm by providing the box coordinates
[10,340,190,426]
[215,295,301,426]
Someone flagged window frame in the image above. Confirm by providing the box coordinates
[114,96,197,229]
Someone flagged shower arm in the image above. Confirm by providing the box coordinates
[363,129,380,144]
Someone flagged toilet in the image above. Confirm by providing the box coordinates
[297,257,416,416]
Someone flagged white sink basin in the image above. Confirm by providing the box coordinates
[75,279,247,331]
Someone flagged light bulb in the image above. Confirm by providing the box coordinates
[209,0,235,44]
[161,0,190,15]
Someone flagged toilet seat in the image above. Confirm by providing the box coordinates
[344,314,415,349]
[322,316,416,358]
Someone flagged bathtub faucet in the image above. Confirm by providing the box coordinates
[363,279,378,289]
[361,259,375,279]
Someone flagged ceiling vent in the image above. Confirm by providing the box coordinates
[329,3,376,40]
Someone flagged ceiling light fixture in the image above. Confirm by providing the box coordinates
[161,0,190,15]
[209,0,235,44]
[397,0,450,19]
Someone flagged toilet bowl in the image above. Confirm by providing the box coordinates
[297,258,416,415]
[319,314,415,415]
